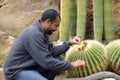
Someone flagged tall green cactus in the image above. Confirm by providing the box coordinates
[93,0,104,41]
[76,0,87,39]
[65,40,108,78]
[104,0,115,43]
[69,0,77,39]
[60,0,70,41]
[106,40,120,75]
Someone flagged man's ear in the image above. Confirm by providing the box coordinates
[46,19,51,24]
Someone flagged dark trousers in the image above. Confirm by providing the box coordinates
[14,56,62,80]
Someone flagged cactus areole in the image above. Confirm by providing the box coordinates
[65,40,108,78]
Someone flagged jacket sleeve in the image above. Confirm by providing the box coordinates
[26,33,71,71]
[48,40,70,57]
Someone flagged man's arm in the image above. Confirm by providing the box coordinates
[48,36,81,57]
[26,33,71,71]
[48,40,71,57]
[27,33,85,71]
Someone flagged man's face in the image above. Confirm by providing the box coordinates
[46,16,60,35]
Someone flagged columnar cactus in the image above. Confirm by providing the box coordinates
[104,0,115,43]
[93,0,104,41]
[76,0,87,39]
[60,0,70,41]
[106,40,120,74]
[65,40,108,78]
[69,0,77,39]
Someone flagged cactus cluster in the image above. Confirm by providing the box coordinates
[60,0,114,42]
[106,40,120,74]
[65,40,108,78]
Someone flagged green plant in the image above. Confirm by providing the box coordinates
[93,0,104,41]
[65,40,108,78]
[60,0,71,41]
[106,40,120,74]
[76,0,87,39]
[69,0,77,39]
[104,0,115,43]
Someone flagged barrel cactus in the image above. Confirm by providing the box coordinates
[65,40,108,78]
[106,40,120,74]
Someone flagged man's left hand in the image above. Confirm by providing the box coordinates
[69,36,81,45]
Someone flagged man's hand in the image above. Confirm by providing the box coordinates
[69,36,81,45]
[71,60,85,68]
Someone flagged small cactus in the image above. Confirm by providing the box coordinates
[65,40,108,78]
[106,40,120,74]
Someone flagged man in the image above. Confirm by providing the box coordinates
[4,9,85,80]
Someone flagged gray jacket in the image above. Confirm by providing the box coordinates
[3,19,71,80]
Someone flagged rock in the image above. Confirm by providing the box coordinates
[0,31,15,67]
[0,0,60,38]
[0,0,5,6]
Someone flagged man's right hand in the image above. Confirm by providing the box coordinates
[71,60,85,68]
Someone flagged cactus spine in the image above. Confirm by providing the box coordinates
[65,40,108,78]
[93,0,104,41]
[106,40,120,74]
[76,0,87,39]
[60,0,70,41]
[104,0,115,43]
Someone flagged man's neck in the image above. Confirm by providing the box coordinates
[40,21,46,33]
